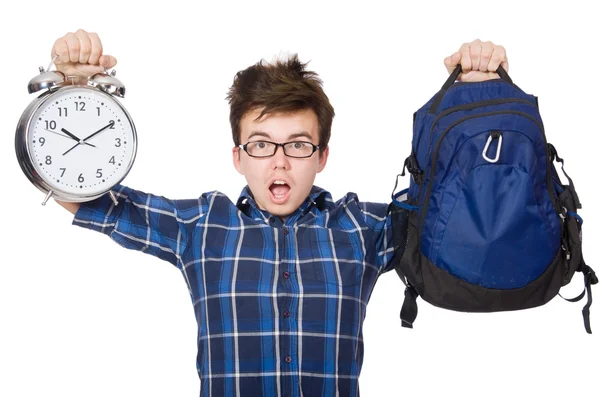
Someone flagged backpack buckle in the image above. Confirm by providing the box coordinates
[401,153,424,184]
[559,206,568,220]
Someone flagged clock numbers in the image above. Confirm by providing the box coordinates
[29,89,135,195]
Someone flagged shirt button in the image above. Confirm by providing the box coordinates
[285,356,292,363]
[283,271,290,279]
[283,310,291,318]
[283,227,289,235]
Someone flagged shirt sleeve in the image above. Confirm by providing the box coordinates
[358,200,409,274]
[72,184,207,268]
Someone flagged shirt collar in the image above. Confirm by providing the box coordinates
[236,185,330,221]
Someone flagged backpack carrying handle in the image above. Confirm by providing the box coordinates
[441,64,513,91]
[430,64,514,114]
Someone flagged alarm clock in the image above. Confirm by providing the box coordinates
[15,58,137,206]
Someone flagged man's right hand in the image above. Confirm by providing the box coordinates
[51,29,117,215]
[51,29,117,78]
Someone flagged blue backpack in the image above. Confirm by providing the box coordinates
[390,65,597,333]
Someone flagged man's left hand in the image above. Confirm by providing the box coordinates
[444,39,509,82]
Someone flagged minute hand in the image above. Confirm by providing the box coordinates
[62,121,115,156]
[81,120,115,142]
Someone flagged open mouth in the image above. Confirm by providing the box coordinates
[269,180,291,204]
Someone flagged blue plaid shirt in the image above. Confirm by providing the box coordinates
[73,184,402,397]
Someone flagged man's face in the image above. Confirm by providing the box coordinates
[233,108,329,219]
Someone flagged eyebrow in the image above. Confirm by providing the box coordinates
[247,130,313,141]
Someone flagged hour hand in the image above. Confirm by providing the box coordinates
[60,128,96,148]
[60,128,81,141]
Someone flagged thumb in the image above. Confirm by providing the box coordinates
[99,54,118,69]
[444,51,461,74]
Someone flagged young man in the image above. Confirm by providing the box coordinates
[50,30,507,397]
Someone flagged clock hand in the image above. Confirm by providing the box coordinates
[44,128,75,141]
[62,141,81,156]
[80,120,115,143]
[62,122,114,155]
[60,127,82,141]
[45,129,98,147]
[59,128,96,147]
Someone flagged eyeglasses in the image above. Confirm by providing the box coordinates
[238,140,320,158]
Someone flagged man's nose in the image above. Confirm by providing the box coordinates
[272,144,290,169]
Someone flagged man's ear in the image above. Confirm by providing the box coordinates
[232,146,243,174]
[317,146,329,173]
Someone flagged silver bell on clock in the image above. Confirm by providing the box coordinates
[15,58,137,206]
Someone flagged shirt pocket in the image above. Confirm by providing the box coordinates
[307,228,367,287]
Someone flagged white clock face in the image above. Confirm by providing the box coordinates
[27,86,136,197]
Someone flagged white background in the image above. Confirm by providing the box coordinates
[1,1,598,396]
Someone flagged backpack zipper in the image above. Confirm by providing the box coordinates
[413,98,537,203]
[416,110,561,239]
[415,97,536,167]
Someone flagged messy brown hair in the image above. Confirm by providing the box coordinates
[226,54,335,154]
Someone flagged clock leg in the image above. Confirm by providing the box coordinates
[42,190,53,206]
[108,191,119,206]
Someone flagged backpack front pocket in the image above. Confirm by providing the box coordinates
[429,130,561,288]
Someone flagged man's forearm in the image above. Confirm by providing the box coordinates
[55,200,81,215]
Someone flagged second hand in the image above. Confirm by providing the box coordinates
[44,129,97,147]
